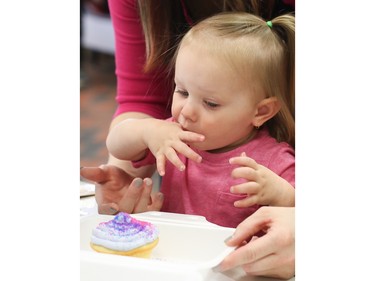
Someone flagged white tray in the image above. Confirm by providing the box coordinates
[81,211,236,280]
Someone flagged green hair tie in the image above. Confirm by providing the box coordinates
[266,21,273,28]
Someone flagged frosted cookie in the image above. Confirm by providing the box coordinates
[90,212,159,258]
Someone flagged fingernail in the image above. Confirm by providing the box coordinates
[110,207,118,214]
[212,264,222,272]
[134,178,143,188]
[157,193,164,200]
[224,235,233,243]
[179,165,185,171]
[144,178,152,186]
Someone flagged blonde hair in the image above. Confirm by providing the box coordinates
[174,12,295,147]
[137,0,290,73]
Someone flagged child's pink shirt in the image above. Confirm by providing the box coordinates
[133,128,294,228]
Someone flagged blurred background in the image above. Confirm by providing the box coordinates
[80,0,116,167]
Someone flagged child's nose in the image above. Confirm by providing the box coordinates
[180,100,197,122]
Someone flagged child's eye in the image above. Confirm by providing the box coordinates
[204,100,219,108]
[175,89,189,97]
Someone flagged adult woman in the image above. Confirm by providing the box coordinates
[81,0,295,278]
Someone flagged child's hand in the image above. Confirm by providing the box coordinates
[229,152,294,207]
[144,120,204,176]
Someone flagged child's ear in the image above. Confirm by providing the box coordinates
[253,97,281,127]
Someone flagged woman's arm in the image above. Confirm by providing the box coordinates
[80,0,169,215]
[108,0,171,121]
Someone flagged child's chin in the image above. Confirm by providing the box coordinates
[189,143,206,151]
[189,142,216,151]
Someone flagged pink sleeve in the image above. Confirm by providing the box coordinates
[108,0,172,120]
[282,0,295,8]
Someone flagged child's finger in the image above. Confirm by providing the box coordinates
[179,131,205,143]
[174,142,202,163]
[155,154,167,176]
[231,166,258,181]
[163,147,186,172]
[229,154,258,168]
[234,195,258,208]
[230,181,259,195]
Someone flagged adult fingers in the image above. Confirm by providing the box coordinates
[133,178,153,213]
[98,202,119,215]
[226,210,271,246]
[242,253,295,280]
[148,192,164,211]
[117,178,144,213]
[99,164,133,186]
[81,165,129,186]
[219,232,275,272]
[80,166,106,183]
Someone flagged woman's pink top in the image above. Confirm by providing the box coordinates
[108,0,172,120]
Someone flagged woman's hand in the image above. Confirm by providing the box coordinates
[80,165,164,214]
[219,206,295,280]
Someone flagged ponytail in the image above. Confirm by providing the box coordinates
[265,14,295,147]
